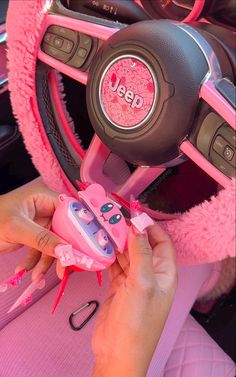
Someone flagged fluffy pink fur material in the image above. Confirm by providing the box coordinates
[6,0,236,267]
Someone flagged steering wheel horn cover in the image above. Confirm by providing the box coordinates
[99,54,158,130]
[87,20,210,166]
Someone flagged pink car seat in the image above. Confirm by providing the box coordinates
[0,250,235,377]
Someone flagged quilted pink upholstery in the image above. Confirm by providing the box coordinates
[0,264,234,377]
[163,315,235,377]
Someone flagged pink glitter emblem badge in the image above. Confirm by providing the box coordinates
[100,56,157,129]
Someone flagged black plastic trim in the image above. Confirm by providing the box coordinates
[36,62,81,187]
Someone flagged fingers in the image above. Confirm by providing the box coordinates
[56,259,65,280]
[9,216,67,257]
[15,248,55,281]
[31,254,54,281]
[147,223,172,248]
[116,252,130,276]
[15,248,41,273]
[147,223,176,263]
[128,227,154,278]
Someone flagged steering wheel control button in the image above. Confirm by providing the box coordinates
[100,56,157,129]
[41,43,70,63]
[213,135,227,155]
[41,25,78,63]
[223,146,234,161]
[218,124,236,149]
[44,33,54,45]
[210,126,236,177]
[53,37,63,49]
[67,33,95,70]
[77,48,88,59]
[41,26,96,69]
[196,113,225,158]
[46,25,77,41]
[61,39,74,54]
[79,34,92,50]
[210,150,235,177]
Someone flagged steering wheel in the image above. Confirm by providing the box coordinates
[13,3,236,199]
[10,0,233,203]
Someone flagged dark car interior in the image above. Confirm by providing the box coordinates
[0,0,38,194]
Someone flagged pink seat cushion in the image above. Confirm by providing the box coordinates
[163,315,235,377]
[0,269,234,377]
[0,272,109,377]
[0,247,60,330]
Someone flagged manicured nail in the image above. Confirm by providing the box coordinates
[7,274,46,313]
[130,212,154,234]
[0,269,27,293]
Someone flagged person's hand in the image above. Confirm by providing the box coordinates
[92,223,177,377]
[0,181,66,280]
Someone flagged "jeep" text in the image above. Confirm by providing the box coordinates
[109,77,143,109]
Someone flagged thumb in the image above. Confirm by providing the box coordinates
[12,216,67,256]
[128,226,154,277]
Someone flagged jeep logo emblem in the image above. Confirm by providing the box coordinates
[100,55,157,129]
[109,77,144,109]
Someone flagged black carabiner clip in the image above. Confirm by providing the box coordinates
[69,300,99,331]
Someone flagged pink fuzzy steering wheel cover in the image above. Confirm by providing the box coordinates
[6,0,235,265]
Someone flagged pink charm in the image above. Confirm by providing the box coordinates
[95,229,109,248]
[130,194,154,233]
[77,207,94,224]
[55,244,76,267]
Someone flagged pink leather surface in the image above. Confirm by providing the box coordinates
[147,263,214,377]
[163,315,235,377]
[0,271,234,377]
[0,272,108,377]
[0,247,60,330]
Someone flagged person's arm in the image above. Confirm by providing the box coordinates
[92,224,177,377]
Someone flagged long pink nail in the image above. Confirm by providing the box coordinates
[7,274,45,313]
[0,269,27,293]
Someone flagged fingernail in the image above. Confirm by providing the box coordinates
[7,274,46,313]
[130,212,154,234]
[130,223,145,236]
[55,244,76,267]
[0,269,27,292]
